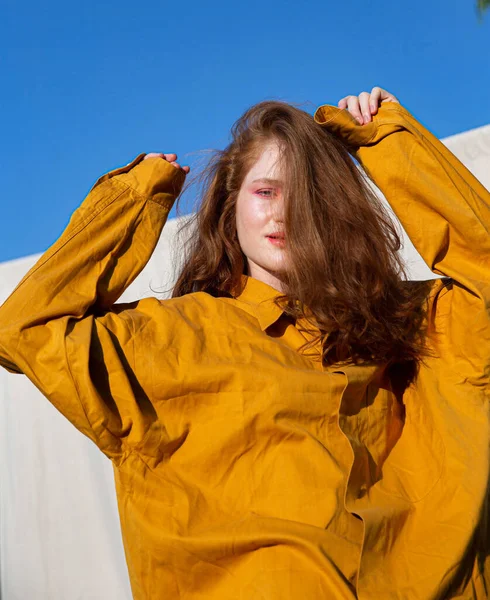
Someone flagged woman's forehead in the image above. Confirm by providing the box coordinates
[244,142,284,183]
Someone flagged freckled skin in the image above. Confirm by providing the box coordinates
[236,142,288,292]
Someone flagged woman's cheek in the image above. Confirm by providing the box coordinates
[246,198,269,227]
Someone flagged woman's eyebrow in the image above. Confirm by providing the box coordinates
[251,177,283,186]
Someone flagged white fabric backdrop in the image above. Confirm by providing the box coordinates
[1,123,489,599]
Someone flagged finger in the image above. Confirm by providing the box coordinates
[337,97,348,109]
[171,162,190,174]
[143,152,179,162]
[377,87,400,105]
[346,96,364,125]
[369,87,382,114]
[380,93,400,104]
[143,152,165,160]
[358,91,372,123]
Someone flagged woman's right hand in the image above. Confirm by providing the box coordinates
[143,152,190,174]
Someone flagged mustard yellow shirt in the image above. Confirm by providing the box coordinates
[0,102,489,599]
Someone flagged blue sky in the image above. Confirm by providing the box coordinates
[1,0,489,262]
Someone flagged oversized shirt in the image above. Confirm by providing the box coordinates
[0,102,489,599]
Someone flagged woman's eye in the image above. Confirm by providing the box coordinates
[256,189,275,197]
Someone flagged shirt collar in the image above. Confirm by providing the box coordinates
[232,274,286,331]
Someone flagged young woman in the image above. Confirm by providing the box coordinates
[0,86,488,599]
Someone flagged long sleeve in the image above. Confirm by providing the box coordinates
[0,154,186,463]
[314,102,490,383]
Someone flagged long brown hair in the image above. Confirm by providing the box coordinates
[171,99,435,373]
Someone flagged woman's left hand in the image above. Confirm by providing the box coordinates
[337,87,400,125]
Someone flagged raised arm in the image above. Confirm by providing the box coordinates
[313,98,490,291]
[314,94,490,380]
[0,153,187,463]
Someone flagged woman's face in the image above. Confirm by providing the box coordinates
[235,141,288,292]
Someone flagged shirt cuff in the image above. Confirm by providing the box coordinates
[90,152,187,204]
[313,102,412,148]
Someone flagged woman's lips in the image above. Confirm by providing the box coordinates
[267,235,286,247]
